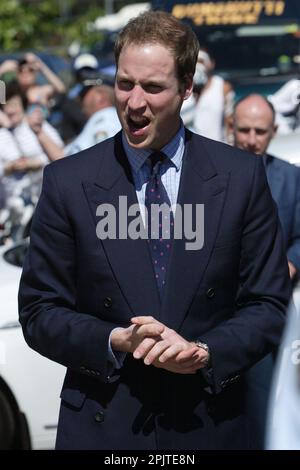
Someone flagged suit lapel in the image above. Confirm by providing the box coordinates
[265,154,284,203]
[82,133,160,320]
[161,132,229,330]
[82,131,229,329]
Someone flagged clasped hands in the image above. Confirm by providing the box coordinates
[111,316,209,375]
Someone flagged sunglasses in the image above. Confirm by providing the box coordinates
[18,66,35,73]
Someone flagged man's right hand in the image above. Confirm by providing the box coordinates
[27,107,44,134]
[110,317,208,375]
[110,320,164,354]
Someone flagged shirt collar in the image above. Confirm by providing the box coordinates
[122,123,185,174]
[262,154,270,168]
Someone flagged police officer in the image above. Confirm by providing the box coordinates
[65,71,121,156]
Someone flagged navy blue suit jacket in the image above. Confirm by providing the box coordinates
[18,131,291,449]
[265,154,300,276]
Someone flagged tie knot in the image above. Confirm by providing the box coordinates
[148,151,166,176]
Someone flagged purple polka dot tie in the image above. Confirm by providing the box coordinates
[145,152,174,298]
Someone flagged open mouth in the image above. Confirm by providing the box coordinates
[127,116,150,133]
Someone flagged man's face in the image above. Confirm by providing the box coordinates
[115,43,192,150]
[3,95,25,127]
[17,64,36,88]
[197,50,214,75]
[233,97,277,155]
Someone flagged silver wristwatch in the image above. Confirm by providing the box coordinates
[194,340,210,366]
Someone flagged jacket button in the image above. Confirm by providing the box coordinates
[95,411,104,423]
[206,288,215,299]
[207,403,216,415]
[103,297,112,308]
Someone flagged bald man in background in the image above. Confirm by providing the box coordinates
[233,93,300,448]
[234,94,300,281]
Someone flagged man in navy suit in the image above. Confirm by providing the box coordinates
[233,93,300,448]
[18,12,290,450]
[234,94,300,281]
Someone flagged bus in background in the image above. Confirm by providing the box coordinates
[152,0,300,97]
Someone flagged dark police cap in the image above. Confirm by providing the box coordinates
[79,71,115,99]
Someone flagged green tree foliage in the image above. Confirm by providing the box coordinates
[63,4,105,49]
[0,0,104,52]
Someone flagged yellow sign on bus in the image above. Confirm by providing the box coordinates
[172,1,286,26]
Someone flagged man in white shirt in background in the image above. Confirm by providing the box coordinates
[181,47,234,142]
[0,81,63,227]
[268,78,300,134]
[65,72,121,156]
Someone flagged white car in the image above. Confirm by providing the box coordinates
[0,241,65,449]
[268,130,300,167]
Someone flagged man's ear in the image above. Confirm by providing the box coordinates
[182,75,193,100]
[225,116,235,145]
[210,59,216,73]
[227,115,234,132]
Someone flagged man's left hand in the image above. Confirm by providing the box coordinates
[131,316,209,374]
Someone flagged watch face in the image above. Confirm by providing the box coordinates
[196,341,209,351]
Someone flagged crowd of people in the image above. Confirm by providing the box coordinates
[0,51,121,239]
[0,43,299,243]
[0,9,299,450]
